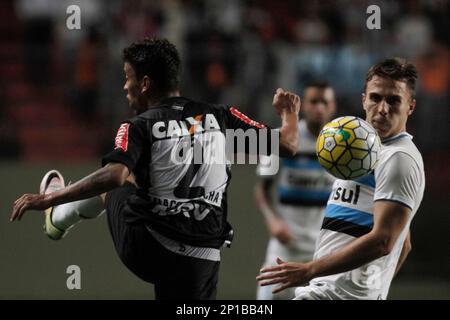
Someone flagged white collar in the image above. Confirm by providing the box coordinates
[382,132,413,144]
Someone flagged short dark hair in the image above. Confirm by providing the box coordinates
[364,58,418,98]
[123,38,181,95]
[304,80,331,91]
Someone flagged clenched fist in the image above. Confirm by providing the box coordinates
[273,88,301,115]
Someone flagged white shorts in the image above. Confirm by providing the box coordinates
[257,237,314,300]
[293,280,385,300]
[293,282,336,300]
[263,237,314,266]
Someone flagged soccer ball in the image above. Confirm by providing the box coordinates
[316,116,381,180]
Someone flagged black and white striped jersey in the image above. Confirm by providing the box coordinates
[102,96,275,248]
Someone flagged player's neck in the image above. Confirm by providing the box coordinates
[307,122,322,137]
[148,90,181,108]
[381,126,407,141]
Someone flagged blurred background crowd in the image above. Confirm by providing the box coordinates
[0,0,448,298]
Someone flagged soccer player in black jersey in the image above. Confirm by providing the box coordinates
[11,38,300,299]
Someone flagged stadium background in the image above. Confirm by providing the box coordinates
[0,0,449,299]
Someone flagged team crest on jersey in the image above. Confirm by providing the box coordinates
[115,123,130,151]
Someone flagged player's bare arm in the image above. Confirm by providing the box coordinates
[253,88,300,245]
[274,88,301,157]
[10,162,129,222]
[257,200,410,293]
[254,179,293,245]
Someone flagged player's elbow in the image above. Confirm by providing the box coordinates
[378,242,393,257]
[106,163,130,187]
[279,129,298,158]
[114,173,128,187]
[285,144,298,157]
[372,233,397,257]
[116,167,130,187]
[375,235,395,257]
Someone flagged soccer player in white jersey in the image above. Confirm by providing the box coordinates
[255,81,336,299]
[257,58,425,300]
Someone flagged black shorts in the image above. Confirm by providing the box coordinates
[105,183,220,300]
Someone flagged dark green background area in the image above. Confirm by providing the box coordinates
[1,162,449,299]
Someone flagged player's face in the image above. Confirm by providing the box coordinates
[363,76,416,139]
[123,62,147,115]
[302,87,336,127]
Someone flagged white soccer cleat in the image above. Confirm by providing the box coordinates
[40,170,66,240]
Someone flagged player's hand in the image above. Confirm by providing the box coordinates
[10,194,51,222]
[256,258,313,294]
[273,88,301,115]
[267,216,294,245]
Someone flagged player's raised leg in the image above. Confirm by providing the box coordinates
[41,170,105,240]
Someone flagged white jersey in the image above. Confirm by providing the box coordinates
[258,120,335,256]
[296,132,425,300]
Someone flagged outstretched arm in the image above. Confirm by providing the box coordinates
[254,178,293,245]
[257,200,410,294]
[273,88,300,157]
[10,162,129,221]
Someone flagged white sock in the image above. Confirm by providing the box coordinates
[51,197,105,230]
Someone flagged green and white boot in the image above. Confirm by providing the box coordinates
[39,170,66,240]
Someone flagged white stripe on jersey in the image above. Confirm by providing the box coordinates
[146,226,221,261]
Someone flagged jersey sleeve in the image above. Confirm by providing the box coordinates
[374,151,423,210]
[101,121,145,172]
[225,106,268,130]
[222,105,279,156]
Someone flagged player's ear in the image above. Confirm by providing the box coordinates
[141,76,151,94]
[408,98,416,116]
[327,89,337,117]
[362,93,367,110]
[329,98,337,117]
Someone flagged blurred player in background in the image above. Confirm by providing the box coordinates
[11,38,301,300]
[257,58,425,300]
[255,81,336,299]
